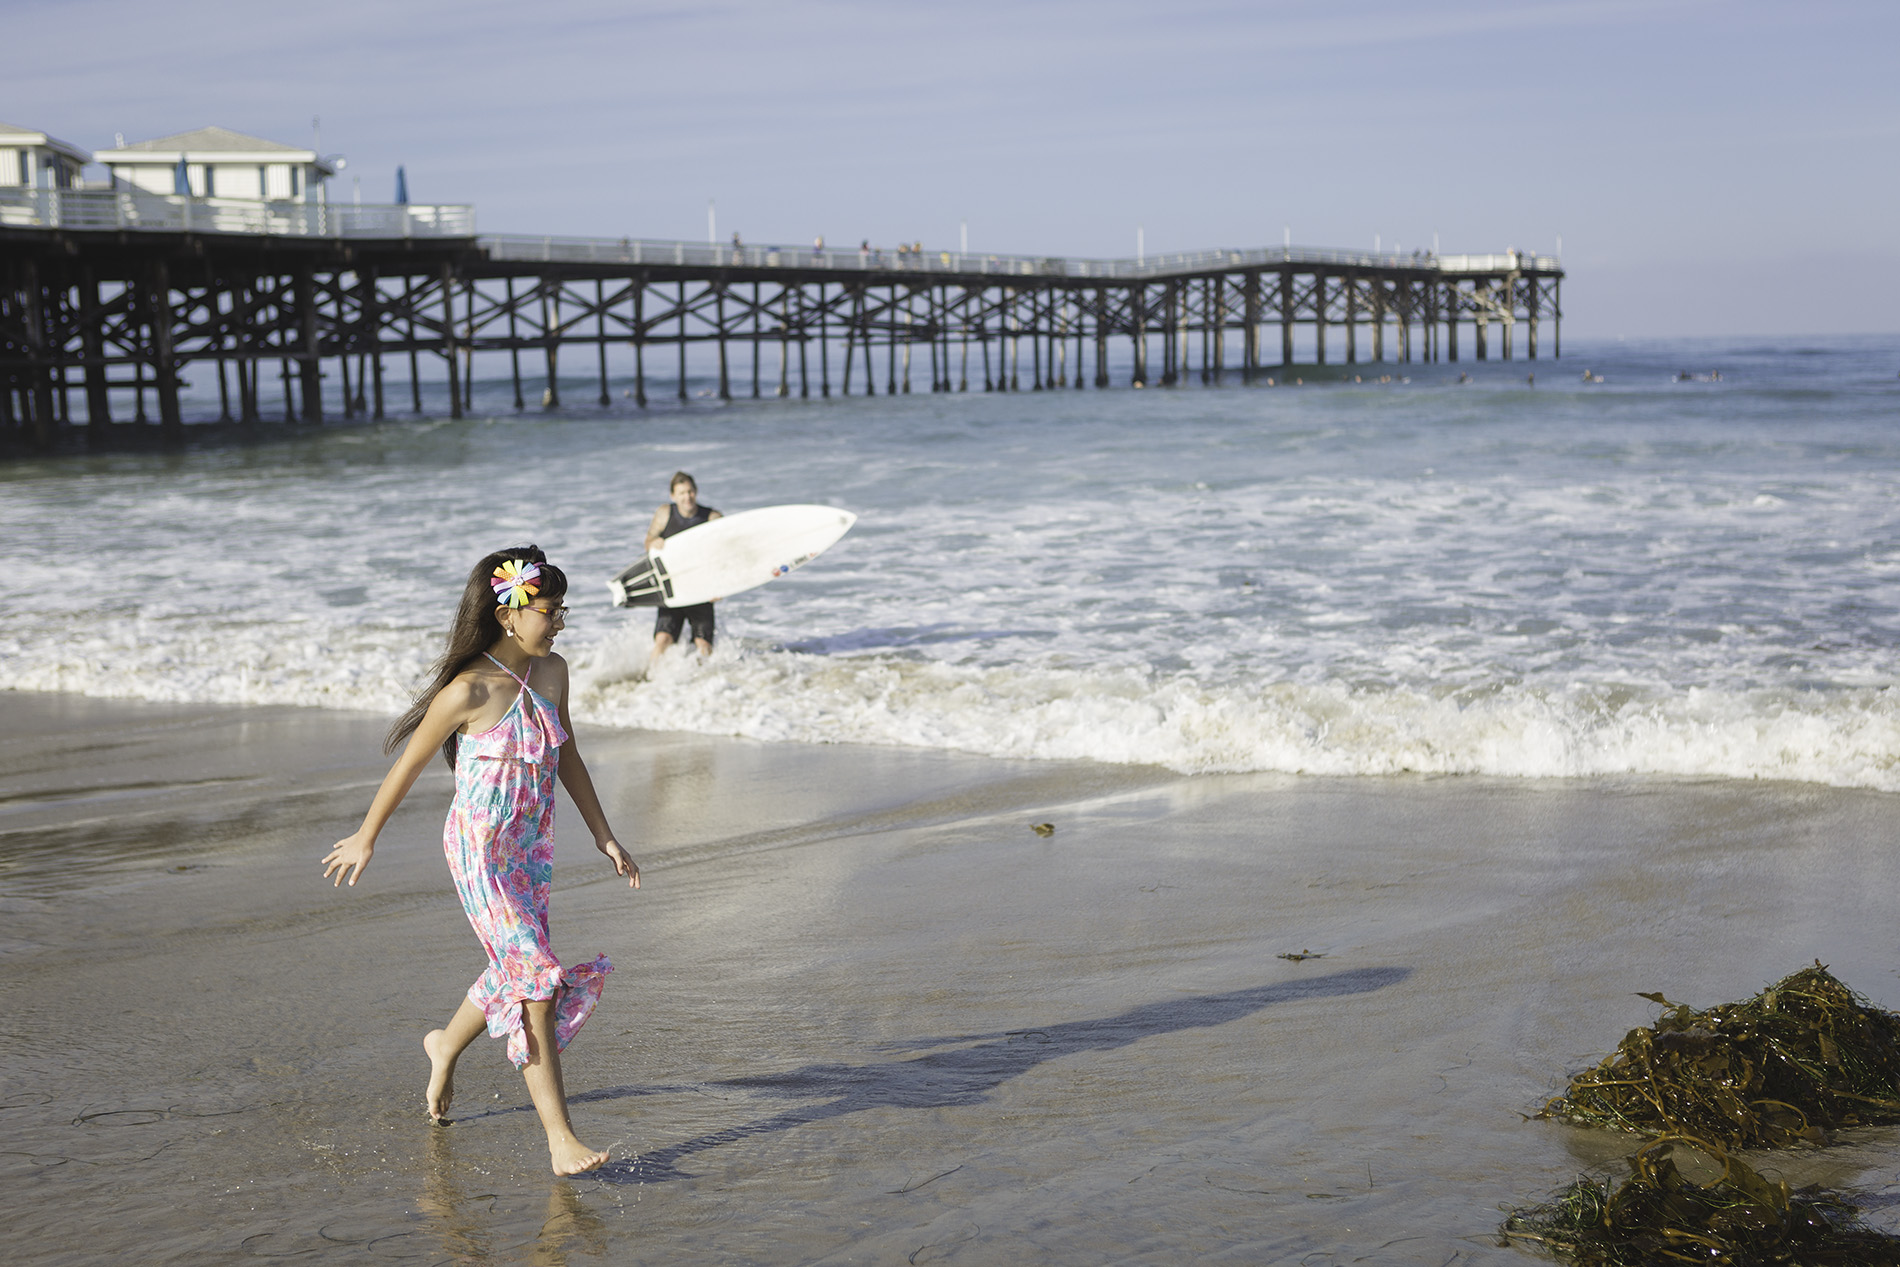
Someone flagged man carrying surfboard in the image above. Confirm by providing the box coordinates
[645,472,722,670]
[605,484,856,663]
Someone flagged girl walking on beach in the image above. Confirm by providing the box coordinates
[323,546,639,1176]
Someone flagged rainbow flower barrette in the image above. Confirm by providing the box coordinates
[491,559,542,608]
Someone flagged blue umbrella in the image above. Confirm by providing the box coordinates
[173,157,190,196]
[394,165,408,205]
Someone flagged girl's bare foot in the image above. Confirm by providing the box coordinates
[423,1029,457,1124]
[549,1135,609,1175]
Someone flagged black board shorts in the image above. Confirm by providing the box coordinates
[655,602,715,645]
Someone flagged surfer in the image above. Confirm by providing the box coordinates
[646,471,723,671]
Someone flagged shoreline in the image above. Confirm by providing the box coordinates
[6,691,1900,1262]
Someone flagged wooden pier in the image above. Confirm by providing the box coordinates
[0,189,1561,445]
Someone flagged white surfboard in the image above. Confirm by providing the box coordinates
[606,504,857,608]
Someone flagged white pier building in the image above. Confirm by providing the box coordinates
[0,123,90,190]
[93,126,334,202]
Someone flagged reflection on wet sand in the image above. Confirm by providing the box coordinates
[418,1129,495,1263]
[420,1128,608,1266]
[533,1183,609,1267]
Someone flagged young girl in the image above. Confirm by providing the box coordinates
[322,546,639,1176]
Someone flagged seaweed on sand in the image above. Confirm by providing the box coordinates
[1539,964,1900,1149]
[1499,1136,1900,1266]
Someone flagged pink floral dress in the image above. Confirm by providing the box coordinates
[443,654,612,1067]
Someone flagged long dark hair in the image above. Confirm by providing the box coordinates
[387,545,570,766]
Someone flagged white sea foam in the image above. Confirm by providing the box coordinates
[568,638,1900,787]
[11,610,1897,789]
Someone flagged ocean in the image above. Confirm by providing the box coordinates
[9,333,1900,787]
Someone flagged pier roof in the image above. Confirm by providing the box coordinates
[0,121,91,164]
[95,126,331,174]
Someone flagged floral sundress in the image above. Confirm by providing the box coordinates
[443,653,612,1067]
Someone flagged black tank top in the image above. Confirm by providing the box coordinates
[661,503,718,539]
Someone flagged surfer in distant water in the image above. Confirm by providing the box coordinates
[645,471,723,673]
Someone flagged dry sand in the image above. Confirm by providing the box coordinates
[5,689,1900,1264]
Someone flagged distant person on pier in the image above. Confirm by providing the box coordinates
[813,235,825,255]
[645,471,723,674]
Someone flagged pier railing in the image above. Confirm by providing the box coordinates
[0,188,475,238]
[0,190,1554,275]
[479,234,1560,278]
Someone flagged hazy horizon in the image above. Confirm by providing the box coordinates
[9,0,1898,339]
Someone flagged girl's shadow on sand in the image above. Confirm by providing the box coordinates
[564,965,1408,1185]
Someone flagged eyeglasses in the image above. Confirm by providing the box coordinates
[522,605,569,623]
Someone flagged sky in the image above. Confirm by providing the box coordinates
[9,0,1898,336]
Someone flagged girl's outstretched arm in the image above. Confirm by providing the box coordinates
[322,679,480,888]
[547,656,640,888]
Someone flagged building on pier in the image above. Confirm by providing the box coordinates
[0,123,90,191]
[94,126,334,202]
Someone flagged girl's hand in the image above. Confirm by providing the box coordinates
[600,839,640,888]
[323,833,375,887]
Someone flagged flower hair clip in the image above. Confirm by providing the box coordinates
[491,559,542,608]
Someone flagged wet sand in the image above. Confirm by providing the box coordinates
[5,690,1900,1264]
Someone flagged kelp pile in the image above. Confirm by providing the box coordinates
[1539,964,1900,1149]
[1500,1137,1900,1266]
[1505,965,1900,1264]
